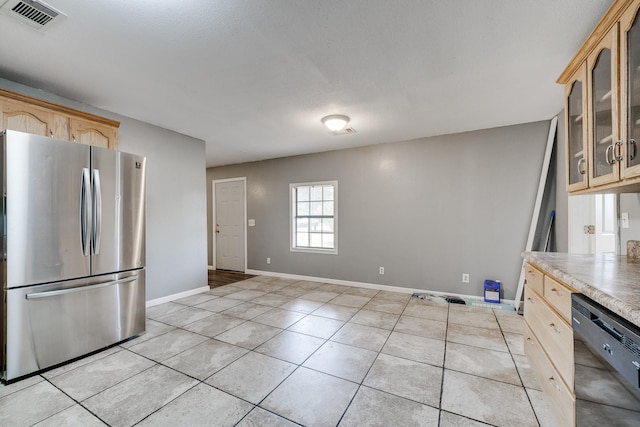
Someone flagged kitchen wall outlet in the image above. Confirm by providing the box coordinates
[622,212,630,229]
[379,267,385,275]
[462,273,470,283]
[266,257,271,264]
[248,219,256,227]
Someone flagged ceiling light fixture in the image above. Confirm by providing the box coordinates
[321,114,350,132]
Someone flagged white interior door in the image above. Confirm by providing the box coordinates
[214,179,246,272]
[568,195,595,254]
[568,193,617,254]
[594,193,617,253]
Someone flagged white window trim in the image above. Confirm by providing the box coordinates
[290,180,338,255]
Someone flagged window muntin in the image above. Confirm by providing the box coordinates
[290,181,337,254]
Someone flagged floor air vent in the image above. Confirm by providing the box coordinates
[0,0,66,31]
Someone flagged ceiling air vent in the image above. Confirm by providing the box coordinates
[0,0,66,31]
[330,127,356,136]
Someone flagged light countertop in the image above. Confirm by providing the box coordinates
[522,252,640,328]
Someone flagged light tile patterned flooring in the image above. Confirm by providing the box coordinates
[0,276,556,426]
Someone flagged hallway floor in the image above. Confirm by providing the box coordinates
[0,276,554,426]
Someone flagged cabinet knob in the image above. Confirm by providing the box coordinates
[49,129,53,137]
[577,158,586,175]
[548,376,561,391]
[549,323,560,334]
[551,288,564,297]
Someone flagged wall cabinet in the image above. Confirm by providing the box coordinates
[523,262,576,426]
[559,0,640,193]
[565,64,589,192]
[0,88,119,149]
[70,118,116,149]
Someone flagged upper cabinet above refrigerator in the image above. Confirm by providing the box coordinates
[0,88,119,149]
[558,0,640,194]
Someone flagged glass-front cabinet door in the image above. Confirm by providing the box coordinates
[621,0,640,179]
[565,64,589,191]
[588,26,620,188]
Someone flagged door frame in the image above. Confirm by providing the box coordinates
[211,177,247,272]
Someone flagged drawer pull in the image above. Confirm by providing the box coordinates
[526,337,535,345]
[526,297,534,304]
[549,323,560,334]
[548,376,561,391]
[551,288,564,297]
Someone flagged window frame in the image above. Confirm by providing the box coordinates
[289,180,338,255]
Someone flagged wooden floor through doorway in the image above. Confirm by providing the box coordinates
[208,269,256,289]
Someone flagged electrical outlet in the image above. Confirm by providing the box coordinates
[462,273,469,283]
[379,267,385,275]
[267,257,271,264]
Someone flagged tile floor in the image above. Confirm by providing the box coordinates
[0,276,556,426]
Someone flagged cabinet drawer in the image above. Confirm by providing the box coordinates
[525,263,544,296]
[544,276,574,322]
[524,286,574,387]
[524,323,575,427]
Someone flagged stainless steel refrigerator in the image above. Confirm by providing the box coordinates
[1,129,146,381]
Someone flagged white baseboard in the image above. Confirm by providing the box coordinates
[208,265,215,271]
[246,269,516,307]
[146,286,210,308]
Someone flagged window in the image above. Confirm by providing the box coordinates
[290,181,337,254]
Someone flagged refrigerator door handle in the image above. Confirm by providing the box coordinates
[92,168,102,255]
[81,168,91,256]
[25,275,138,299]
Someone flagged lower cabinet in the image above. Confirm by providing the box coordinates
[524,323,575,426]
[523,262,576,426]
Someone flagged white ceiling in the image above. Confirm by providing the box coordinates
[0,0,612,167]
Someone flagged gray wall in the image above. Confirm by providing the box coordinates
[207,121,551,300]
[1,78,208,300]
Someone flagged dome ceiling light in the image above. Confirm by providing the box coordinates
[321,114,351,132]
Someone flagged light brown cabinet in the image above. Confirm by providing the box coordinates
[523,262,576,426]
[565,64,589,192]
[559,0,640,193]
[70,118,116,149]
[0,88,119,149]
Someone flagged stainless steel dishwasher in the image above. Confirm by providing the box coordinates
[571,293,640,426]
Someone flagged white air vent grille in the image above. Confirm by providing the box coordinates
[0,0,66,30]
[330,127,356,136]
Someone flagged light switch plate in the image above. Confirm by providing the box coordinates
[248,219,256,227]
[622,212,629,229]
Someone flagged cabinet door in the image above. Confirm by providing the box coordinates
[1,99,52,137]
[621,0,640,179]
[587,25,621,188]
[51,113,70,140]
[70,118,117,149]
[565,64,589,191]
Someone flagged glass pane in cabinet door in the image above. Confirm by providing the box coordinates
[628,12,640,168]
[592,48,614,178]
[568,81,585,185]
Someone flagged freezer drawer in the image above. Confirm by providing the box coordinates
[1,270,145,381]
